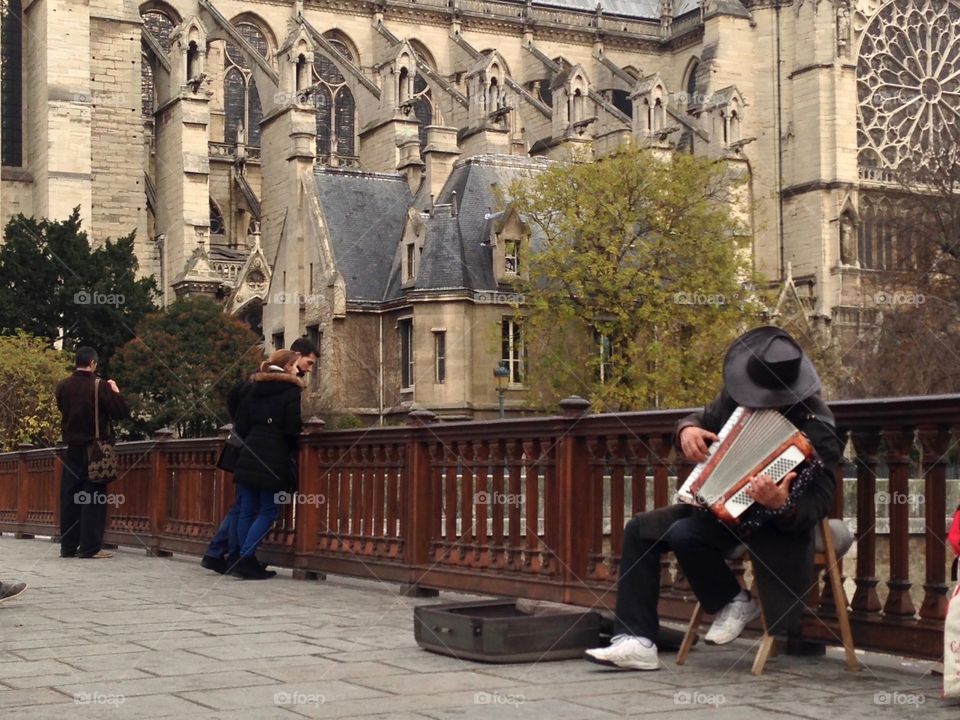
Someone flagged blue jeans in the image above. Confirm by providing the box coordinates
[206,489,241,558]
[236,485,280,558]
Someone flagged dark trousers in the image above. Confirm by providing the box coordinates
[614,505,743,640]
[206,488,241,559]
[59,445,108,558]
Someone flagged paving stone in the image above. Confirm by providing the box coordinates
[177,679,386,710]
[0,536,953,720]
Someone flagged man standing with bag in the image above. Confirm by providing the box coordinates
[56,347,130,559]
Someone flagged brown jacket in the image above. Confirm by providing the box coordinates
[55,370,130,446]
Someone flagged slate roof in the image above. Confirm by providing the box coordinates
[313,168,413,302]
[525,0,700,20]
[387,155,550,299]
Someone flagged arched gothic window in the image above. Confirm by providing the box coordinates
[223,21,269,146]
[413,74,432,153]
[140,9,176,118]
[685,59,699,105]
[859,194,920,271]
[1,0,23,166]
[312,37,356,161]
[210,199,225,236]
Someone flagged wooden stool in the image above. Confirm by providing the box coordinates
[676,517,860,675]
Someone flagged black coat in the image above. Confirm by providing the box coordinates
[55,370,130,446]
[232,371,303,492]
[674,389,843,634]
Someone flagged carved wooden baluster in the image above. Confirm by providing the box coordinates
[349,446,364,548]
[371,445,385,555]
[918,425,950,624]
[359,445,372,550]
[474,441,491,566]
[522,438,540,572]
[489,440,506,570]
[650,435,673,587]
[609,435,626,579]
[460,441,475,562]
[627,437,648,515]
[540,435,559,576]
[506,439,523,569]
[333,447,348,551]
[881,428,916,618]
[444,443,459,561]
[850,431,882,615]
[584,435,604,578]
[323,447,339,548]
[383,444,407,552]
[427,442,444,561]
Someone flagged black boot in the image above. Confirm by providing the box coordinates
[201,554,228,574]
[231,555,273,580]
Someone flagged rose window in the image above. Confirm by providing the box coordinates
[857,0,960,169]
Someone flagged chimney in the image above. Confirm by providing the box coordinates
[397,138,425,193]
[423,126,461,199]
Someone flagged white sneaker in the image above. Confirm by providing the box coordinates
[585,634,660,670]
[704,595,761,645]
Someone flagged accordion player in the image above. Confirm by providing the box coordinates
[677,406,815,525]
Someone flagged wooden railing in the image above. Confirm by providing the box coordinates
[1,395,957,660]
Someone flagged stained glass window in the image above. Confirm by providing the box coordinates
[223,21,270,146]
[312,37,356,161]
[141,9,176,118]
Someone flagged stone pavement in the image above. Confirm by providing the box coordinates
[0,535,955,719]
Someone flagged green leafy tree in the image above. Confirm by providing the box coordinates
[508,145,765,411]
[112,297,263,438]
[0,333,71,449]
[0,209,157,370]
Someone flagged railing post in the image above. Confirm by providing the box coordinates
[917,425,949,623]
[14,443,34,539]
[147,428,174,557]
[402,408,438,596]
[557,395,591,604]
[293,417,326,581]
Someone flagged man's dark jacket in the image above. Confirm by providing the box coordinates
[56,370,130,446]
[674,389,843,634]
[232,371,303,492]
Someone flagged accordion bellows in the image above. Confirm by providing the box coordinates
[677,407,814,525]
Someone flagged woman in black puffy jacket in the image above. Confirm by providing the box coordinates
[231,349,303,579]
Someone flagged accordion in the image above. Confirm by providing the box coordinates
[677,406,814,525]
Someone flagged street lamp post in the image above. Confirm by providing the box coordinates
[493,362,510,419]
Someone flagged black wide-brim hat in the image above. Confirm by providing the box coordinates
[723,326,821,408]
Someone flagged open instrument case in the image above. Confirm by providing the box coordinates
[414,599,602,662]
